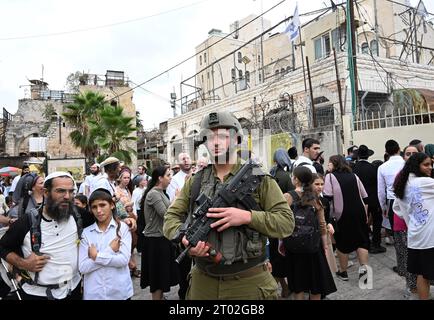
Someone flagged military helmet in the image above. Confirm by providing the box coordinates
[199,111,243,143]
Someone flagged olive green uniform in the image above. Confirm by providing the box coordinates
[163,160,294,300]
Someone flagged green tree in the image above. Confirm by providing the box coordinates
[62,91,107,162]
[89,105,137,164]
[136,111,144,132]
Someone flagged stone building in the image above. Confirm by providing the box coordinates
[4,70,137,172]
[168,0,434,168]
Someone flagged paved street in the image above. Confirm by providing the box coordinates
[131,241,434,300]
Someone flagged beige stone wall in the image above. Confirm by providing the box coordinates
[5,99,82,158]
[168,52,434,165]
[353,123,434,162]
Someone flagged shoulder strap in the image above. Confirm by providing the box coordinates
[71,207,83,239]
[28,207,43,254]
[288,190,300,203]
[189,168,205,215]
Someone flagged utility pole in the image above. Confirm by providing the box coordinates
[373,0,379,54]
[346,0,359,119]
[333,48,344,119]
[306,56,316,128]
[413,6,419,63]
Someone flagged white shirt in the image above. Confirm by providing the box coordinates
[84,173,103,196]
[21,215,81,299]
[393,175,434,249]
[79,218,133,300]
[132,186,145,214]
[166,170,189,202]
[377,155,405,211]
[292,155,317,173]
[9,175,21,193]
[92,174,116,196]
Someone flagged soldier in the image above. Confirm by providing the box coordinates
[163,111,294,300]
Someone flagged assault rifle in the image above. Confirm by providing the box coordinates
[174,160,263,264]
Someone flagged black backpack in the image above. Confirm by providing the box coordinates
[282,190,320,254]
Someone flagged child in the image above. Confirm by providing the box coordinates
[312,174,338,273]
[78,188,133,300]
[281,167,336,300]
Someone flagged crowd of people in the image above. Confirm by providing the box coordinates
[0,111,433,300]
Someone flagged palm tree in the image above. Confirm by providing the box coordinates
[62,91,107,162]
[89,105,137,164]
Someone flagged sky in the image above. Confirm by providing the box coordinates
[0,0,432,129]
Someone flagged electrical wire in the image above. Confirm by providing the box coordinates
[110,0,292,104]
[0,0,212,41]
[113,2,345,104]
[384,0,433,16]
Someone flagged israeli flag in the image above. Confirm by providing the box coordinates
[285,4,300,43]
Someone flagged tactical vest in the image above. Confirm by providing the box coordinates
[190,165,268,275]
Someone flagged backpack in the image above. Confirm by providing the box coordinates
[28,205,83,255]
[282,190,320,254]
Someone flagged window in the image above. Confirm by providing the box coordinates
[207,72,210,79]
[231,68,236,80]
[245,71,250,82]
[331,26,346,52]
[314,33,331,60]
[238,70,243,79]
[361,42,369,54]
[280,68,285,75]
[204,52,207,63]
[275,69,280,77]
[370,40,379,56]
[200,55,202,65]
[259,73,262,82]
[238,52,242,63]
[201,74,204,83]
[258,55,261,63]
[315,106,335,127]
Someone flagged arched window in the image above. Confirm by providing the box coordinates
[370,40,379,56]
[238,52,242,63]
[238,70,243,79]
[245,71,250,82]
[361,42,369,54]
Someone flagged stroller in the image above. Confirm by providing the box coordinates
[0,227,22,300]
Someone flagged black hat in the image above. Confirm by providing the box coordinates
[354,145,374,159]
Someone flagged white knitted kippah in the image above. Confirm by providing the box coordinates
[44,171,75,184]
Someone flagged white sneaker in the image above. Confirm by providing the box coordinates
[385,236,394,245]
[404,287,418,300]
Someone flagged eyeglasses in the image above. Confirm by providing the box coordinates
[54,188,75,196]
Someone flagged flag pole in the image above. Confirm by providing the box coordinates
[298,26,307,93]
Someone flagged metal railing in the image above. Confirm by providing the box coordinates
[354,107,434,131]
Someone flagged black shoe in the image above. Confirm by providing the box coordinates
[393,266,399,273]
[336,270,349,281]
[369,245,387,254]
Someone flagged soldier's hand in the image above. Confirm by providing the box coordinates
[25,252,50,272]
[207,207,252,232]
[182,236,210,257]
